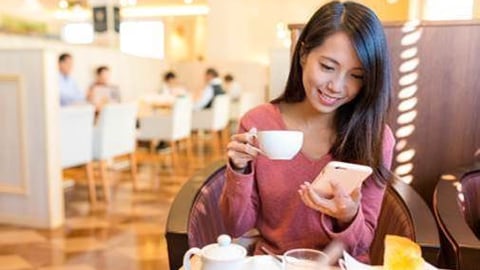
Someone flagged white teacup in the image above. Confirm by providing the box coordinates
[256,130,303,160]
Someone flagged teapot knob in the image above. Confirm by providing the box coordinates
[217,234,231,247]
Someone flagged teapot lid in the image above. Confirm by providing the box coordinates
[202,235,246,260]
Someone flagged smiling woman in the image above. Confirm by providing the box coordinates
[220,0,394,263]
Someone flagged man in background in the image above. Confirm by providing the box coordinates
[58,53,85,106]
[193,68,225,111]
[162,71,187,97]
[223,73,242,102]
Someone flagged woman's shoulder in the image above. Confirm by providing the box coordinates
[244,103,277,116]
[240,103,284,130]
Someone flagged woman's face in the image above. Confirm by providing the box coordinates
[98,70,110,84]
[301,31,365,114]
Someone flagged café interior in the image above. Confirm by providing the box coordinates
[0,0,479,269]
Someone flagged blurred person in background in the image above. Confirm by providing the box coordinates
[193,67,225,111]
[223,73,242,102]
[161,71,187,97]
[58,53,85,106]
[87,66,121,113]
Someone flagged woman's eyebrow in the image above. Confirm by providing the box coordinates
[320,56,364,71]
[320,56,339,65]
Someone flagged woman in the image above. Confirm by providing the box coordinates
[87,66,121,113]
[220,1,394,263]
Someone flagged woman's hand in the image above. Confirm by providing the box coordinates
[227,128,262,172]
[298,181,361,226]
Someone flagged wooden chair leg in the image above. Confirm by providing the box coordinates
[212,130,221,156]
[193,130,202,153]
[130,153,138,191]
[85,162,97,206]
[149,140,156,154]
[170,141,178,168]
[222,127,230,148]
[186,137,193,164]
[99,160,111,203]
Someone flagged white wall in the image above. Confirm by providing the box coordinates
[0,33,166,101]
[206,0,325,64]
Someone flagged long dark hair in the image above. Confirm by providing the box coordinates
[274,1,392,182]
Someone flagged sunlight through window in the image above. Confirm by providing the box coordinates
[61,23,94,44]
[120,21,164,59]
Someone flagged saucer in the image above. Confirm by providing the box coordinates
[182,255,282,270]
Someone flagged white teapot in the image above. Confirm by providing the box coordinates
[183,234,247,270]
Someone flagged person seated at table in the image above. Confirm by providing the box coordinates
[87,66,121,113]
[58,53,85,106]
[162,71,187,97]
[220,1,394,263]
[193,68,225,111]
[223,73,242,102]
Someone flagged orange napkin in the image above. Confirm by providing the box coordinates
[383,235,424,270]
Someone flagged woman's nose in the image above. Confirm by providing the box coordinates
[327,77,344,93]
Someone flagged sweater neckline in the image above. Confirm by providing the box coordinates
[270,103,332,164]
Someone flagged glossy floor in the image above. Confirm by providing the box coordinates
[0,140,226,270]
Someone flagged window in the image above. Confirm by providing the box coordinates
[61,23,94,44]
[120,21,164,59]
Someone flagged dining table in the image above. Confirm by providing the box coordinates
[180,255,341,270]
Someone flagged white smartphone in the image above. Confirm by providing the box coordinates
[311,161,373,196]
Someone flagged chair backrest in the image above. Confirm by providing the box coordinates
[370,179,439,265]
[60,105,95,168]
[93,102,137,159]
[238,92,255,118]
[187,165,227,248]
[211,94,230,131]
[461,171,480,238]
[230,92,255,122]
[165,161,226,270]
[171,96,193,140]
[434,165,480,270]
[166,162,439,270]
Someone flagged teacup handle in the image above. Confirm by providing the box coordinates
[183,247,201,270]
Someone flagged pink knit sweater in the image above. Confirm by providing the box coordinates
[219,103,395,262]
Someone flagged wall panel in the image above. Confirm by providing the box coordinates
[0,75,28,195]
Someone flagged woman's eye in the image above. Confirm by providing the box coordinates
[320,64,334,71]
[352,74,364,80]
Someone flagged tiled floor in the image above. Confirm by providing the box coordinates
[0,139,226,270]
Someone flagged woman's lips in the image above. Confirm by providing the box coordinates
[317,89,342,106]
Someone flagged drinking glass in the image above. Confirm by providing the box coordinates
[283,248,329,270]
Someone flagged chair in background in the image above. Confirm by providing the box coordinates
[229,92,254,122]
[165,161,439,270]
[191,94,230,155]
[60,105,96,205]
[369,177,440,265]
[434,163,480,270]
[93,102,138,202]
[137,96,193,167]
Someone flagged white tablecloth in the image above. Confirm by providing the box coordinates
[181,255,341,270]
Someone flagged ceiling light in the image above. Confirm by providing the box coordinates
[58,0,68,9]
[122,5,209,17]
